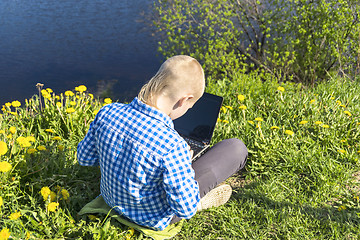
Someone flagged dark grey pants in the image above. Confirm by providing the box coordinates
[170,138,248,224]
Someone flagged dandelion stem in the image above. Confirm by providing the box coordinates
[36,83,44,112]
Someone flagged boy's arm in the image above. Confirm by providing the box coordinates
[162,141,200,219]
[77,118,99,166]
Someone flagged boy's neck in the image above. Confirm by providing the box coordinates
[153,95,173,116]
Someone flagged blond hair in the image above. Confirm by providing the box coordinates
[138,55,205,106]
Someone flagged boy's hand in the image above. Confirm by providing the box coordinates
[190,149,194,158]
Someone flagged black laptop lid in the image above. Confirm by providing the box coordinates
[173,92,223,143]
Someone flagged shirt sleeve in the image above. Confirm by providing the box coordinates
[77,115,100,166]
[162,141,200,219]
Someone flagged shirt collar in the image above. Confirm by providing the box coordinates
[129,97,174,129]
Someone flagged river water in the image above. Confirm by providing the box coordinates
[0,0,161,105]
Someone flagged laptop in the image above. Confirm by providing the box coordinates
[173,92,224,161]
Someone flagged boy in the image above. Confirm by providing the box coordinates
[77,55,247,230]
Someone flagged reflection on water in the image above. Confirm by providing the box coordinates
[0,0,161,105]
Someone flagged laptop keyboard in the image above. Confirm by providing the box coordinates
[183,137,207,160]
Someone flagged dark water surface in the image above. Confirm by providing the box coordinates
[0,0,161,105]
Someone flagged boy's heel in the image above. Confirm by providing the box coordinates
[197,184,232,211]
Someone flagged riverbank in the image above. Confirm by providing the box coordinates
[0,73,359,239]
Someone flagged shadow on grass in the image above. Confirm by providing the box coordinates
[231,179,360,230]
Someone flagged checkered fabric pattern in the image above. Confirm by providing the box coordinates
[77,98,200,230]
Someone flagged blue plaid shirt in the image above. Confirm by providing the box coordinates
[77,97,200,230]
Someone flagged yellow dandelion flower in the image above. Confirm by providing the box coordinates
[41,89,51,99]
[6,134,12,139]
[310,99,316,104]
[354,195,359,201]
[357,122,360,125]
[78,85,87,92]
[237,94,245,102]
[338,149,346,154]
[37,145,47,151]
[104,98,112,104]
[88,93,94,99]
[277,86,285,92]
[61,189,70,200]
[254,117,263,122]
[55,95,60,100]
[315,121,323,125]
[344,110,351,116]
[16,137,31,147]
[88,215,98,221]
[0,196,3,208]
[26,136,35,142]
[46,88,53,93]
[340,139,347,143]
[58,145,64,151]
[66,107,75,113]
[299,120,308,125]
[93,109,99,115]
[221,106,227,113]
[27,148,37,154]
[45,129,54,133]
[56,102,62,108]
[336,100,341,105]
[248,120,254,125]
[222,120,229,124]
[357,150,360,154]
[40,187,51,201]
[330,97,335,100]
[65,91,74,97]
[0,228,10,240]
[50,191,57,202]
[270,126,279,130]
[0,130,4,134]
[9,211,21,220]
[16,136,25,143]
[51,136,62,141]
[76,85,87,93]
[11,100,21,108]
[322,124,330,128]
[285,130,294,136]
[239,105,247,110]
[340,104,346,108]
[9,126,16,134]
[70,101,76,106]
[0,141,8,156]
[5,102,11,107]
[47,202,59,212]
[225,105,233,110]
[0,161,12,173]
[217,118,222,122]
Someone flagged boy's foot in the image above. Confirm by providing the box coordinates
[197,184,232,211]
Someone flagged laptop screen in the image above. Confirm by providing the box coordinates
[173,92,223,143]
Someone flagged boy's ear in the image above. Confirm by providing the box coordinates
[178,94,194,107]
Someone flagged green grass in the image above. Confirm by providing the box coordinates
[0,74,359,239]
